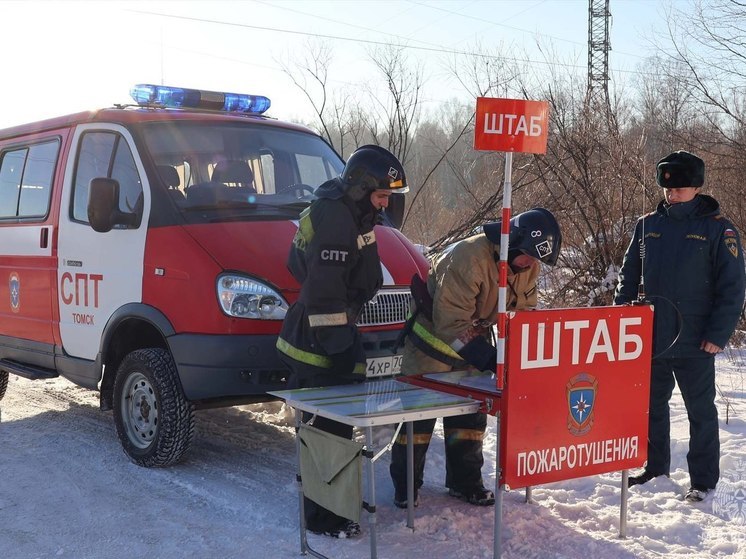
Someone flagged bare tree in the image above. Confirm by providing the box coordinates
[515,60,652,307]
[660,0,746,151]
[363,45,424,166]
[274,14,746,313]
[277,40,364,157]
[634,56,697,156]
[402,44,525,246]
[651,0,746,249]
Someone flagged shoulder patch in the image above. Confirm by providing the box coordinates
[724,228,737,237]
[357,230,376,249]
[725,237,739,258]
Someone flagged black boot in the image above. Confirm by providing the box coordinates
[448,485,495,506]
[393,489,419,509]
[628,469,667,488]
[308,520,361,539]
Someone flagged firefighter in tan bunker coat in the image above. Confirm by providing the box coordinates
[389,208,562,507]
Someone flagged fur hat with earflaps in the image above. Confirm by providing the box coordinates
[656,150,705,188]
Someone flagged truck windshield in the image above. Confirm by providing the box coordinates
[139,121,344,212]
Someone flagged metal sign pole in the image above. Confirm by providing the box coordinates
[493,150,513,559]
[620,470,629,538]
[493,412,503,559]
[495,151,513,391]
[475,96,549,559]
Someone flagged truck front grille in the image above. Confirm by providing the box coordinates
[357,289,411,327]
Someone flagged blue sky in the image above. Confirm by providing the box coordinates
[0,0,674,129]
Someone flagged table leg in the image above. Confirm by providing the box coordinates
[406,421,415,529]
[365,427,378,558]
[295,409,309,555]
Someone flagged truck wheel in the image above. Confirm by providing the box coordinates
[0,370,8,401]
[113,348,195,467]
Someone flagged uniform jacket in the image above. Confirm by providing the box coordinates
[614,194,745,358]
[277,178,382,382]
[403,233,539,373]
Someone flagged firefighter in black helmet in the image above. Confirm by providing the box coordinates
[277,144,407,538]
[390,208,561,509]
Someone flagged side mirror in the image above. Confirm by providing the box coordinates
[88,177,140,233]
[383,192,405,230]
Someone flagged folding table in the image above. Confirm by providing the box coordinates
[270,378,481,559]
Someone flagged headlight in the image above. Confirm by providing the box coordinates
[217,274,289,319]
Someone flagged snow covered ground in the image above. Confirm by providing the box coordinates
[1,353,744,559]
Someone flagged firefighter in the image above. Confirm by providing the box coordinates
[276,145,408,538]
[389,208,562,508]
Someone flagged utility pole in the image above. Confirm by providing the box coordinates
[587,0,612,110]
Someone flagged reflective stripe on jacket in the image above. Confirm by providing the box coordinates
[404,233,539,370]
[277,179,382,379]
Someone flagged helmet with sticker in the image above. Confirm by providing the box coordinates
[483,207,562,266]
[340,145,408,201]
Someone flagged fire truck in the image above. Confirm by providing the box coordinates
[0,84,427,466]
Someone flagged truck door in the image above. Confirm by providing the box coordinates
[0,139,59,352]
[56,125,149,360]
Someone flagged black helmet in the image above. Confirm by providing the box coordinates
[656,150,705,188]
[483,207,562,266]
[341,145,408,201]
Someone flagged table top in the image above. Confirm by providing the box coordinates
[269,378,481,427]
[420,370,500,393]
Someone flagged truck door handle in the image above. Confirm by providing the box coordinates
[40,227,49,249]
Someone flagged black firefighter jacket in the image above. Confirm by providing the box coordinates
[277,179,383,384]
[614,194,746,358]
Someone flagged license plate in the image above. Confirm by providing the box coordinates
[365,354,402,378]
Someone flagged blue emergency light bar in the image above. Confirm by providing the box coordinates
[130,84,271,114]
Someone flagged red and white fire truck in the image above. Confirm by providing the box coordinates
[0,84,427,466]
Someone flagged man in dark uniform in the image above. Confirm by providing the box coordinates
[276,144,408,537]
[389,208,562,508]
[615,150,745,502]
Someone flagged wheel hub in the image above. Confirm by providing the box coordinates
[121,373,159,449]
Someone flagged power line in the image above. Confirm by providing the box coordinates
[406,0,645,59]
[129,8,651,75]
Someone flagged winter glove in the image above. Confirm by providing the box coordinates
[457,336,497,371]
[315,325,355,355]
[329,346,361,378]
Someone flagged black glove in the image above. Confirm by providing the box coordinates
[329,347,360,378]
[457,336,497,371]
[315,325,354,354]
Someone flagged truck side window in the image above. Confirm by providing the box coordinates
[296,153,334,187]
[0,140,59,219]
[72,132,143,224]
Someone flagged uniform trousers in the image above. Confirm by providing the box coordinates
[646,356,719,488]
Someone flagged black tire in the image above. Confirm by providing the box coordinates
[113,348,195,467]
[0,370,8,401]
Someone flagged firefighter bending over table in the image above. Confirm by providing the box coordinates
[389,208,562,508]
[276,145,408,538]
